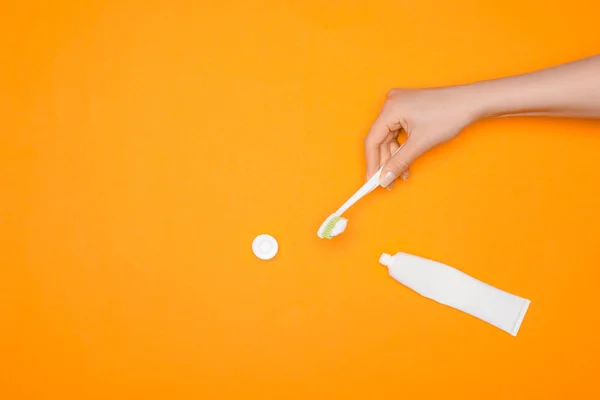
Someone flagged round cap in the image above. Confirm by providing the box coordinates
[252,234,278,260]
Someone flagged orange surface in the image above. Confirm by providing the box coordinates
[2,1,600,398]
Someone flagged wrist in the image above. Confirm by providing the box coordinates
[463,77,545,120]
[445,83,493,124]
[460,80,506,121]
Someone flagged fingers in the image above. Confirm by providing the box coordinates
[385,140,409,188]
[379,137,421,187]
[400,168,411,181]
[364,134,381,180]
[379,131,397,168]
[388,139,400,158]
[364,113,402,180]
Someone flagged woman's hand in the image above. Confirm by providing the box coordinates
[365,87,479,188]
[366,55,600,188]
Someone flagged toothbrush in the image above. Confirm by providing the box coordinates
[317,165,385,239]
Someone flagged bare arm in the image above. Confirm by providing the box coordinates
[365,55,600,188]
[476,55,600,119]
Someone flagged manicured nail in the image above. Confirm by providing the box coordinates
[387,181,396,191]
[401,170,410,181]
[379,171,397,187]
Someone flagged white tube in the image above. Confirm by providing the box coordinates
[379,252,530,336]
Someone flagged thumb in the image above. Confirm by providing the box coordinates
[379,138,421,187]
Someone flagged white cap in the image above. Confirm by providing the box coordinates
[252,234,278,260]
[379,253,393,267]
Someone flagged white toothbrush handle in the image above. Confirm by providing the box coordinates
[335,167,383,215]
[334,145,402,216]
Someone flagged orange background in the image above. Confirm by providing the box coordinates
[2,1,600,398]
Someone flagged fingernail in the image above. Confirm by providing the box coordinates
[379,172,397,188]
[401,170,410,181]
[387,181,396,191]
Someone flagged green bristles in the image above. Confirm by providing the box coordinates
[319,215,343,239]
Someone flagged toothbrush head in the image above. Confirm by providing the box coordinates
[317,214,348,239]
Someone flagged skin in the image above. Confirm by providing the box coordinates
[365,55,600,188]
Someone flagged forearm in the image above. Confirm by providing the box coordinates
[365,56,600,181]
[467,55,600,120]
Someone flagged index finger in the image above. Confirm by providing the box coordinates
[364,114,392,179]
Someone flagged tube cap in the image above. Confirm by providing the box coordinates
[252,234,278,260]
[379,253,393,267]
